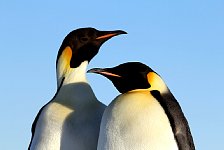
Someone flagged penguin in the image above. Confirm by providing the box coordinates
[28,28,127,150]
[88,62,195,150]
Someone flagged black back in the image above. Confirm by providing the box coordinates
[151,90,195,150]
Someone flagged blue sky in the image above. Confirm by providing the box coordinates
[0,0,223,149]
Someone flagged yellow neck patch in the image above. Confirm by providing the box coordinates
[56,46,88,87]
[58,46,72,72]
[57,46,73,86]
[60,46,72,67]
[147,72,168,93]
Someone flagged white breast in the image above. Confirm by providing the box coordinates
[30,83,105,150]
[97,91,178,150]
[30,102,74,150]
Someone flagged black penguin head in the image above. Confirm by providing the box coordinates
[88,62,154,93]
[56,27,127,68]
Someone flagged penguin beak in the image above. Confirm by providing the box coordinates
[96,30,127,40]
[87,68,121,77]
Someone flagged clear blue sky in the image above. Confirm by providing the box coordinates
[0,0,223,149]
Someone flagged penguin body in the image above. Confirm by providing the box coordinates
[88,62,195,150]
[30,78,105,150]
[99,91,178,150]
[28,28,126,150]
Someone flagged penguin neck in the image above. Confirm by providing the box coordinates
[54,60,98,107]
[147,72,168,94]
[56,61,88,88]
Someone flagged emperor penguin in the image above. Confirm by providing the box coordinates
[28,28,127,150]
[88,62,195,150]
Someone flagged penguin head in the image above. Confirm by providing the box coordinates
[56,28,127,68]
[56,28,126,86]
[88,62,168,94]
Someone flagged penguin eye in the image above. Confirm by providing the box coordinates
[80,37,88,42]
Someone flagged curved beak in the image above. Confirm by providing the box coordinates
[96,30,127,40]
[87,68,121,77]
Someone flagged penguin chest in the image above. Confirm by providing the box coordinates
[99,92,178,150]
[31,102,75,150]
[33,101,103,150]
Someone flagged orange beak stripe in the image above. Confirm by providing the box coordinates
[96,33,117,40]
[100,71,121,77]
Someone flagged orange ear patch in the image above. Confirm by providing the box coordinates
[61,46,72,64]
[147,72,156,84]
[147,72,168,93]
[57,46,73,75]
